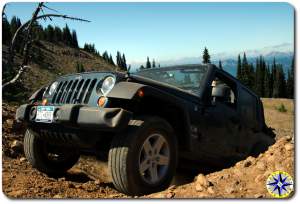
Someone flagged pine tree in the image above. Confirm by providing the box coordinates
[32,22,45,40]
[202,47,211,64]
[264,66,271,98]
[286,57,294,98]
[122,54,127,71]
[116,51,124,69]
[102,51,109,61]
[273,64,286,98]
[10,16,22,37]
[140,65,145,70]
[62,24,72,46]
[258,56,266,97]
[218,60,223,69]
[109,54,115,66]
[45,25,55,42]
[152,59,156,68]
[146,57,151,68]
[71,30,78,48]
[53,26,62,42]
[248,63,255,90]
[2,17,12,45]
[83,43,98,55]
[237,54,242,81]
[241,53,249,86]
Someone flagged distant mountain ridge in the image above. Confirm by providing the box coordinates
[131,43,294,76]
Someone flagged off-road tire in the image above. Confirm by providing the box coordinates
[24,129,80,175]
[108,116,177,196]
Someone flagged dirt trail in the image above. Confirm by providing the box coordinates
[2,99,294,198]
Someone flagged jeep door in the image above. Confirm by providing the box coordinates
[195,71,242,165]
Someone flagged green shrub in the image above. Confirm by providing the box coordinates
[277,104,287,113]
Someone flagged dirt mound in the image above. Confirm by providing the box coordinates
[147,136,294,198]
[2,103,26,158]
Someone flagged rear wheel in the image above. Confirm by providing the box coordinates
[24,129,80,175]
[108,116,177,196]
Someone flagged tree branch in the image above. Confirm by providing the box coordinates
[3,2,90,89]
[3,65,30,87]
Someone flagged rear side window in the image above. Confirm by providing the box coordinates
[239,87,257,128]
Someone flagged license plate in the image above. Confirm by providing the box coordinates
[35,106,54,123]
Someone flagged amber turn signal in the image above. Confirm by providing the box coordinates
[42,99,48,106]
[97,96,108,107]
[137,89,144,98]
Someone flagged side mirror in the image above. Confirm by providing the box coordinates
[211,85,231,103]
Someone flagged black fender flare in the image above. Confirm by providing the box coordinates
[28,86,47,102]
[107,82,146,99]
[107,81,192,150]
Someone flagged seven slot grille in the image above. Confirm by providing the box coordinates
[51,78,98,104]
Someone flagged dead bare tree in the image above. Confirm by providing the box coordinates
[3,2,90,89]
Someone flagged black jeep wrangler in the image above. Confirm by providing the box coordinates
[16,64,275,196]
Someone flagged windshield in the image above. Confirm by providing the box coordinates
[134,66,208,95]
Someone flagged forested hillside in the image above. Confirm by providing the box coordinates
[2,15,128,103]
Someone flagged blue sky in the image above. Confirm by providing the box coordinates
[4,2,294,65]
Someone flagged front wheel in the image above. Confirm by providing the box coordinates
[24,129,80,175]
[108,116,177,196]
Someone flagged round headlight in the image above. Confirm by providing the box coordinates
[101,76,116,96]
[48,81,58,96]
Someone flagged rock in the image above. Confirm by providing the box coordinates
[10,140,23,151]
[67,182,75,188]
[6,119,14,128]
[53,194,62,198]
[197,192,209,198]
[195,184,204,192]
[42,186,52,193]
[267,155,275,163]
[207,187,214,194]
[196,174,209,187]
[75,184,83,189]
[168,185,176,190]
[233,169,242,177]
[165,192,175,198]
[285,135,292,142]
[254,174,264,183]
[226,186,235,194]
[47,177,57,182]
[221,174,230,179]
[19,157,26,162]
[285,143,294,151]
[10,140,23,157]
[94,179,101,185]
[8,190,23,197]
[152,193,165,198]
[254,194,264,198]
[244,156,255,167]
[58,177,65,182]
[244,161,252,167]
[275,163,284,171]
[256,161,266,171]
[263,171,272,178]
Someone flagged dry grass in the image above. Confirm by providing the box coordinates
[261,98,294,139]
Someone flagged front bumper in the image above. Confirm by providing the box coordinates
[16,104,132,132]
